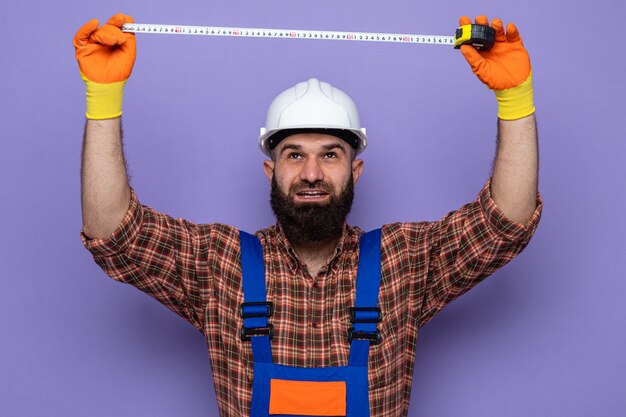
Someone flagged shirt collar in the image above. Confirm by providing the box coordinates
[274,223,356,273]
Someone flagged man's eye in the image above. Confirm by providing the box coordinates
[287,153,302,159]
[324,152,337,159]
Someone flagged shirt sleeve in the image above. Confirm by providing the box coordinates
[414,179,543,327]
[80,188,208,331]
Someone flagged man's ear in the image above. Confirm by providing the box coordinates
[263,159,275,184]
[351,159,364,184]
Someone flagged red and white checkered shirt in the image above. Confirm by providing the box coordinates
[82,179,542,417]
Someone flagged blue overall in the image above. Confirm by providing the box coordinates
[239,229,382,417]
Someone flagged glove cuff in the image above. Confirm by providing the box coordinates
[81,72,126,120]
[494,72,535,120]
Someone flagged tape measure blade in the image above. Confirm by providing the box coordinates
[122,23,454,46]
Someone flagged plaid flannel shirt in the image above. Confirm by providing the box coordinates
[81,179,542,417]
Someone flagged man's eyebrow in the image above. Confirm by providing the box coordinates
[279,144,303,154]
[321,143,347,153]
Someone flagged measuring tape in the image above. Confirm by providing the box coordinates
[122,23,495,50]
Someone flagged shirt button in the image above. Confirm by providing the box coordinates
[312,282,319,289]
[312,322,318,328]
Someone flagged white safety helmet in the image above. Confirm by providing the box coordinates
[258,78,368,156]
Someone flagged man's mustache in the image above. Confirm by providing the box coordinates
[289,181,333,194]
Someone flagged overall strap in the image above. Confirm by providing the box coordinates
[239,230,273,363]
[349,228,383,367]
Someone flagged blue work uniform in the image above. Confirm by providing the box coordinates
[239,229,383,417]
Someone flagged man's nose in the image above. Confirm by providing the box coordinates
[299,157,324,183]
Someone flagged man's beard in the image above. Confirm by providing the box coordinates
[270,174,354,244]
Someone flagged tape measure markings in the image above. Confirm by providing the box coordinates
[122,23,455,46]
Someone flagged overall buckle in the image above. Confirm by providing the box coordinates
[240,301,274,319]
[349,307,382,323]
[241,323,274,341]
[240,302,274,341]
[348,307,382,345]
[348,327,381,345]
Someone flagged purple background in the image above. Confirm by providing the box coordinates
[2,0,625,416]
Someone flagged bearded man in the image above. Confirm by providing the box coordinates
[77,13,542,417]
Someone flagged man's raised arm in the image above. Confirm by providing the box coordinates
[74,14,136,238]
[459,15,538,225]
[81,118,130,238]
[492,115,538,225]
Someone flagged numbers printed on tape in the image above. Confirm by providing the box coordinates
[122,23,455,46]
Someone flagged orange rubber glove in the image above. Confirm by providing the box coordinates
[74,14,136,120]
[459,16,534,120]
